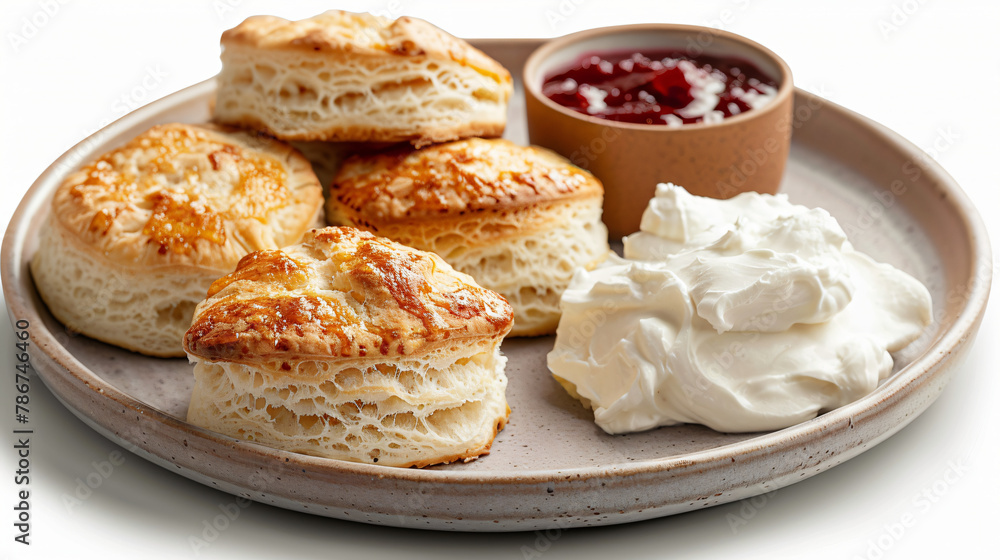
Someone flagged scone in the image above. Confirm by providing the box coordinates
[30,123,324,357]
[214,10,513,147]
[328,138,611,337]
[183,227,513,468]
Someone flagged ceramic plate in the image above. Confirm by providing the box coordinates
[1,39,991,531]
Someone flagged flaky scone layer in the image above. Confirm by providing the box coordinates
[187,345,509,468]
[30,220,222,357]
[215,10,513,146]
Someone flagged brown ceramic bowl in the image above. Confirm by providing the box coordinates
[524,24,794,238]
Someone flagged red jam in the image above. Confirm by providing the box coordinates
[542,49,778,126]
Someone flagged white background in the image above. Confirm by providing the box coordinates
[1,1,997,559]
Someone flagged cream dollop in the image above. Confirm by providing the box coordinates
[547,183,932,434]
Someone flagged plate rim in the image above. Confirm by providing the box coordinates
[1,46,993,489]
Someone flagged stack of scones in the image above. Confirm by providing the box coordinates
[31,10,610,467]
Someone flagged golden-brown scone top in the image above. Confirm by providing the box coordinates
[52,123,323,268]
[222,10,511,84]
[184,227,514,363]
[328,138,604,229]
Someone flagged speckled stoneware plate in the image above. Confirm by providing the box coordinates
[1,40,992,531]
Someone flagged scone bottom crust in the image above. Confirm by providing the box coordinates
[184,227,514,363]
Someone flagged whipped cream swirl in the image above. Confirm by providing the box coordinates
[548,183,932,433]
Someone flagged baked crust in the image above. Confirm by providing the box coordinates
[51,123,324,269]
[221,11,510,83]
[327,139,610,337]
[184,226,514,363]
[328,138,605,228]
